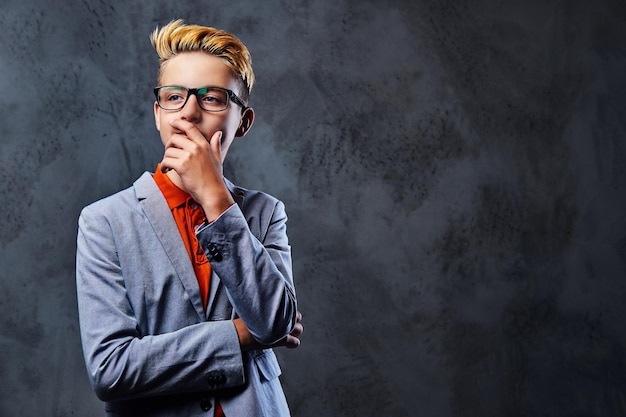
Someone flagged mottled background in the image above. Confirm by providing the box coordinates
[1,0,625,416]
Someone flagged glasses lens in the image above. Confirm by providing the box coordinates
[157,86,188,110]
[196,88,229,111]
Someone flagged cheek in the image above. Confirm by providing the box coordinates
[225,114,244,134]
[158,113,188,136]
[219,140,234,162]
[201,116,235,137]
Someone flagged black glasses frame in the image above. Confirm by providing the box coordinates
[153,86,247,112]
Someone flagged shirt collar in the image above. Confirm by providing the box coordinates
[153,164,192,209]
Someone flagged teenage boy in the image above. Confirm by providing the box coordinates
[76,19,302,417]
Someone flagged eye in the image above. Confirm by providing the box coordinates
[159,87,187,104]
[202,94,225,104]
[202,95,216,103]
[199,88,228,107]
[167,93,185,102]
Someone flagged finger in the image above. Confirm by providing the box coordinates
[284,335,301,349]
[163,135,205,168]
[209,131,223,160]
[169,118,206,144]
[165,134,195,151]
[290,322,303,337]
[162,146,186,161]
[160,147,187,172]
[160,156,176,173]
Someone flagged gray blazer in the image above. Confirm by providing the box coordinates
[76,172,297,417]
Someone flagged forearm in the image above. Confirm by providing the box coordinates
[76,209,245,402]
[197,203,297,345]
[80,317,243,402]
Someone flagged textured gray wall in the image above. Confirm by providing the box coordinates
[1,0,625,416]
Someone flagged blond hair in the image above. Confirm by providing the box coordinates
[150,19,255,102]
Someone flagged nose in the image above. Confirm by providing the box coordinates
[179,93,202,122]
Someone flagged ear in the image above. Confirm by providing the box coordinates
[235,107,255,137]
[153,101,161,131]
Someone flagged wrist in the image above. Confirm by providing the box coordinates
[234,318,260,352]
[197,185,235,223]
[201,195,235,223]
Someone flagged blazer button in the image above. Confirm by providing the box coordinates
[207,243,222,262]
[199,397,212,412]
[207,370,226,386]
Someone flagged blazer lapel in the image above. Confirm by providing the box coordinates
[133,172,206,321]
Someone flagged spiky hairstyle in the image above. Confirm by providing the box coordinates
[150,19,255,101]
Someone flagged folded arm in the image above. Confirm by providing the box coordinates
[195,199,298,345]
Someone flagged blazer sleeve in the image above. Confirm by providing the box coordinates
[196,198,297,345]
[76,204,245,402]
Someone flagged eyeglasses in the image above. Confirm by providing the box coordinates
[153,86,247,112]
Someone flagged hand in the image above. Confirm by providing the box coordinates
[161,119,234,221]
[235,311,304,352]
[281,310,304,349]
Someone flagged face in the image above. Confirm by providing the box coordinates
[153,51,254,162]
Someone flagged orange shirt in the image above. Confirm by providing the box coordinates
[153,166,211,310]
[153,167,226,416]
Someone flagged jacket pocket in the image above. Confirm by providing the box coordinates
[252,349,282,382]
